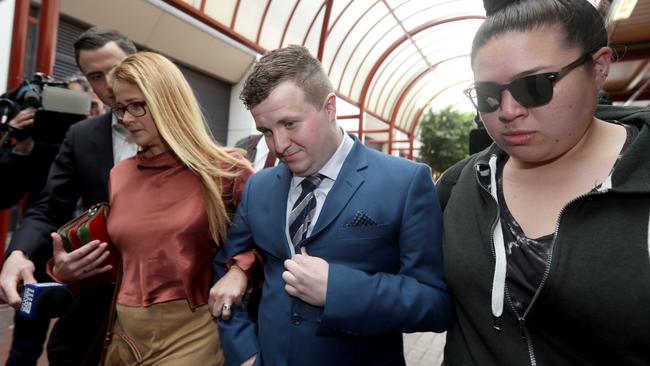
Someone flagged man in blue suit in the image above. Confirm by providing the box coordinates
[210,45,453,366]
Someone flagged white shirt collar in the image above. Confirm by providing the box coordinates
[291,128,354,188]
[111,112,129,137]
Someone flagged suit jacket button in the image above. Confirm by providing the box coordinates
[291,313,302,325]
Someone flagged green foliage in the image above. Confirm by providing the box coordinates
[418,106,475,175]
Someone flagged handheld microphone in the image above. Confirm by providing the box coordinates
[19,283,74,319]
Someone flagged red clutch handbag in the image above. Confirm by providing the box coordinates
[57,202,119,283]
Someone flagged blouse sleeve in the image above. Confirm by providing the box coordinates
[224,154,263,288]
[230,160,253,209]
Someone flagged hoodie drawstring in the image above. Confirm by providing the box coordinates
[488,154,506,329]
[647,211,650,264]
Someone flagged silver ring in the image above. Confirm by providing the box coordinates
[222,304,232,311]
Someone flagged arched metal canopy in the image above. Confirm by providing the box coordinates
[165,0,486,156]
[164,0,642,157]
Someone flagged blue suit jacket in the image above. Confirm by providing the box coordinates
[214,137,453,366]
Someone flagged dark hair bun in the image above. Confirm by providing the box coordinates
[483,0,520,16]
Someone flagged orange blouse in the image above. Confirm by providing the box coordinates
[107,150,253,308]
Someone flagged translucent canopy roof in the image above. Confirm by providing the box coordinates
[173,0,487,144]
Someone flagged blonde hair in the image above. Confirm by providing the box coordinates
[112,52,249,244]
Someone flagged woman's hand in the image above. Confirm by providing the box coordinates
[208,265,248,320]
[51,233,113,282]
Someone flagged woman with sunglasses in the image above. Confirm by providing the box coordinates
[440,0,650,365]
[50,52,257,365]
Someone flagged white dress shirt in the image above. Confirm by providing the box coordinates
[111,113,138,164]
[285,130,354,255]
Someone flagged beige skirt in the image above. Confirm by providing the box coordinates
[103,299,224,366]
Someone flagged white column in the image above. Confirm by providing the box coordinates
[226,73,258,147]
[0,0,16,93]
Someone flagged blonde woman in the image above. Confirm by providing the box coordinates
[51,52,256,365]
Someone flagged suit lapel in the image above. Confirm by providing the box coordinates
[308,140,367,241]
[273,164,293,257]
[92,112,115,194]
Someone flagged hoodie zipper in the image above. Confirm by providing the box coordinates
[518,189,606,366]
[476,158,609,366]
[474,160,502,330]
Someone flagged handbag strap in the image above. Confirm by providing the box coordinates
[98,260,123,365]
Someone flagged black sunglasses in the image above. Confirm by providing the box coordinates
[113,101,147,119]
[464,51,594,113]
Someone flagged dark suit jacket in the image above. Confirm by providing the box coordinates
[214,136,454,366]
[5,111,116,365]
[0,143,59,210]
[7,111,114,258]
[234,134,263,162]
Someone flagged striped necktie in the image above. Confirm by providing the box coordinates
[289,174,324,247]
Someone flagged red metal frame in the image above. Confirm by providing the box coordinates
[372,139,409,143]
[231,0,242,29]
[611,44,650,62]
[377,36,449,116]
[365,43,409,112]
[336,11,391,91]
[361,128,389,133]
[358,106,366,142]
[374,47,421,114]
[370,26,475,115]
[279,0,301,48]
[624,77,650,105]
[328,0,355,35]
[36,0,60,75]
[335,0,411,91]
[382,0,434,70]
[162,0,266,54]
[302,1,325,46]
[2,0,32,265]
[335,92,409,136]
[317,0,334,61]
[337,114,360,119]
[391,55,465,125]
[347,1,464,98]
[256,0,273,43]
[400,79,438,130]
[327,0,380,75]
[159,0,485,157]
[8,0,30,88]
[409,80,470,136]
[358,16,483,152]
[358,16,483,118]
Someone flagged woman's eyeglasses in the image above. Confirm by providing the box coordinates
[464,52,594,113]
[113,101,147,119]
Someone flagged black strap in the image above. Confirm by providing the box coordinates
[436,157,474,212]
[98,260,123,365]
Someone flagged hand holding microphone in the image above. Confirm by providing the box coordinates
[19,282,74,319]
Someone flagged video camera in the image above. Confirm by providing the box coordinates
[0,72,91,146]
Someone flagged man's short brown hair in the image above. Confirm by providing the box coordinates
[240,45,334,110]
[73,27,137,68]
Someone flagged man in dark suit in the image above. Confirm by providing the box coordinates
[235,133,277,170]
[210,45,453,366]
[0,27,137,365]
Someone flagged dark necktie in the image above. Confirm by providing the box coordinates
[288,174,324,247]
